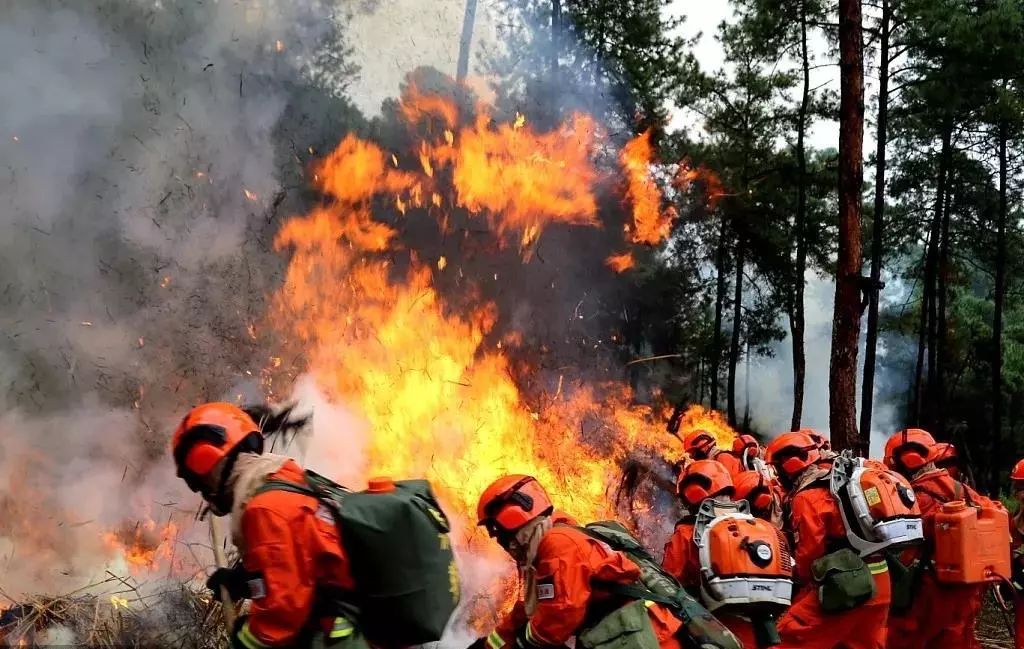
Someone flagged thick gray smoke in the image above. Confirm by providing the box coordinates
[0,0,352,596]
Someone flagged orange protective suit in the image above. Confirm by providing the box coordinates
[489,512,683,649]
[777,481,891,649]
[887,468,990,649]
[235,460,356,648]
[662,521,760,648]
[708,449,745,481]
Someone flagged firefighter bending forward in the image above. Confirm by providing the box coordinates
[766,432,891,649]
[172,403,363,649]
[884,430,994,649]
[471,475,685,649]
[663,461,761,647]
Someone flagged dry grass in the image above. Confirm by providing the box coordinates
[0,576,231,649]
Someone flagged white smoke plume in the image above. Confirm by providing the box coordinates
[740,272,908,455]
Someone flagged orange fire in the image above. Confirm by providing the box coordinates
[605,252,636,272]
[102,517,179,573]
[676,405,737,450]
[620,129,674,246]
[270,86,685,538]
[675,159,726,206]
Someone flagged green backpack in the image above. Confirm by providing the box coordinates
[255,472,459,648]
[577,521,743,649]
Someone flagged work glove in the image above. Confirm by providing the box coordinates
[206,566,253,602]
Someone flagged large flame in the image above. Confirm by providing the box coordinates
[621,129,673,246]
[270,88,686,535]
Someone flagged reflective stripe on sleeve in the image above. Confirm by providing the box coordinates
[236,622,271,649]
[329,617,355,639]
[486,630,506,649]
[524,623,542,647]
[867,560,888,575]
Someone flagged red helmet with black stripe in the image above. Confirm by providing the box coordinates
[172,402,263,495]
[676,460,734,507]
[684,430,718,460]
[477,475,554,537]
[766,431,822,480]
[883,428,936,475]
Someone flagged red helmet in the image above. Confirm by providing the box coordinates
[932,442,956,466]
[676,460,734,507]
[172,402,263,493]
[883,428,936,474]
[1011,459,1024,482]
[799,428,830,451]
[477,475,553,537]
[766,431,822,479]
[684,430,717,459]
[734,470,774,515]
[932,443,959,479]
[732,434,759,454]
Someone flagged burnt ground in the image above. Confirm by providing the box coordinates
[978,594,1014,648]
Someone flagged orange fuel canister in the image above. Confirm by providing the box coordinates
[933,500,1011,584]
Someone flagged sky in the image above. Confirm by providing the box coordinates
[669,0,844,151]
[344,1,845,150]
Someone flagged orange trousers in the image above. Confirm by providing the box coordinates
[886,576,982,649]
[776,569,890,649]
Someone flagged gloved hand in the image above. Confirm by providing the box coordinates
[206,566,251,602]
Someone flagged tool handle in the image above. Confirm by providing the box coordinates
[210,517,237,629]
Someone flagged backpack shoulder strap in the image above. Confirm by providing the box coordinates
[590,580,679,607]
[914,479,967,506]
[254,477,319,498]
[574,525,657,564]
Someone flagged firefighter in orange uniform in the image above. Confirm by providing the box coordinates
[733,470,783,527]
[931,442,960,481]
[663,460,762,647]
[471,475,686,649]
[1011,459,1024,648]
[172,403,362,649]
[765,431,891,649]
[684,430,743,478]
[883,429,994,649]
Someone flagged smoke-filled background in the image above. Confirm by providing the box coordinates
[0,0,910,634]
[0,0,684,607]
[1,0,347,595]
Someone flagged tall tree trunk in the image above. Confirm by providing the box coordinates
[456,0,478,83]
[923,123,952,429]
[936,182,953,436]
[698,357,706,405]
[790,0,811,431]
[711,223,728,410]
[912,251,929,424]
[993,117,1008,492]
[728,239,745,427]
[860,0,890,442]
[831,0,866,453]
